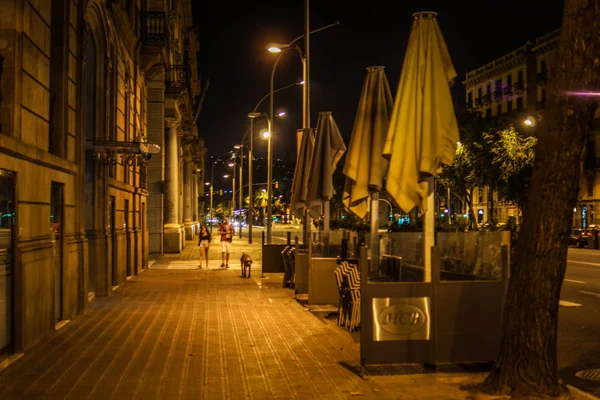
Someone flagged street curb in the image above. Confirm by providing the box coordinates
[567,384,600,400]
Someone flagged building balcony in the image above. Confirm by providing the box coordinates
[537,71,548,86]
[141,11,167,47]
[474,97,482,107]
[503,85,513,96]
[493,90,503,102]
[165,65,190,95]
[482,93,491,105]
[513,81,524,94]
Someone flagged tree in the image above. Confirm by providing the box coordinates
[487,125,537,210]
[478,0,600,397]
[439,116,537,229]
[254,190,268,225]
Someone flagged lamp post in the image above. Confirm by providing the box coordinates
[247,96,291,244]
[234,144,243,238]
[228,160,236,217]
[265,21,339,244]
[209,151,234,233]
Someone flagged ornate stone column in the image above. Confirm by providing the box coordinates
[193,170,199,227]
[163,118,183,252]
[183,150,194,239]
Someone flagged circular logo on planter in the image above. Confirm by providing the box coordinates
[378,304,426,336]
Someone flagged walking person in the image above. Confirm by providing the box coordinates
[218,216,234,268]
[198,224,211,268]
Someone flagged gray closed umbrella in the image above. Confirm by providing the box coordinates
[306,112,346,224]
[290,128,315,219]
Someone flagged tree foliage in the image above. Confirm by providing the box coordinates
[438,112,537,227]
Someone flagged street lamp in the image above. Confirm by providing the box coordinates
[246,86,296,244]
[234,144,243,238]
[265,21,339,244]
[209,151,234,232]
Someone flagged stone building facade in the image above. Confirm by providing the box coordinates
[0,0,205,364]
[463,30,600,228]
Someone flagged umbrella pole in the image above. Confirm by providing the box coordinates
[423,177,435,283]
[303,210,311,245]
[323,201,330,253]
[370,192,379,274]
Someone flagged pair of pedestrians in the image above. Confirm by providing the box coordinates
[198,216,234,268]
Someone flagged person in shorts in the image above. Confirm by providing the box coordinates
[218,216,234,268]
[197,224,211,268]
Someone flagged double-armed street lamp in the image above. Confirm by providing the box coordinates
[246,106,287,243]
[264,21,339,244]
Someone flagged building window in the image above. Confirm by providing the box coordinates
[478,188,484,203]
[507,100,513,113]
[516,97,523,109]
[496,104,502,115]
[478,87,482,98]
[506,74,512,87]
[467,91,473,107]
[518,70,523,83]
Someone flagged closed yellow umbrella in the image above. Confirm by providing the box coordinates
[383,12,459,214]
[342,66,394,219]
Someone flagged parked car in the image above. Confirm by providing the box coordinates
[570,229,592,248]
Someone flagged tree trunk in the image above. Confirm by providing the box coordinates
[466,189,478,230]
[489,186,495,225]
[481,0,600,397]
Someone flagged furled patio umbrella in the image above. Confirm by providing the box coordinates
[342,66,394,262]
[290,128,315,240]
[383,11,459,279]
[305,112,346,233]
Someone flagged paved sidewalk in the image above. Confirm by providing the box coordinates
[0,238,596,399]
[150,233,265,272]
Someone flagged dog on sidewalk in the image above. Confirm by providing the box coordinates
[240,253,253,278]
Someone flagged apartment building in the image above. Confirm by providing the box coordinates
[0,0,205,361]
[462,30,600,227]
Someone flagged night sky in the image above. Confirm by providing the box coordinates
[192,0,563,182]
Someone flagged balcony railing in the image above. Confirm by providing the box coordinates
[503,85,513,96]
[474,97,482,107]
[537,71,547,85]
[482,93,491,104]
[493,90,503,101]
[513,81,523,94]
[165,65,190,94]
[141,11,166,46]
[536,100,546,110]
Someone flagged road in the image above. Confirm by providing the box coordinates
[560,247,600,397]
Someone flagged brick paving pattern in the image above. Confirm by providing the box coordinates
[0,237,594,399]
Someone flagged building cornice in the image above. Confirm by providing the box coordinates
[463,44,531,88]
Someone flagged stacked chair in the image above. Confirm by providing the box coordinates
[281,245,295,288]
[334,260,361,331]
